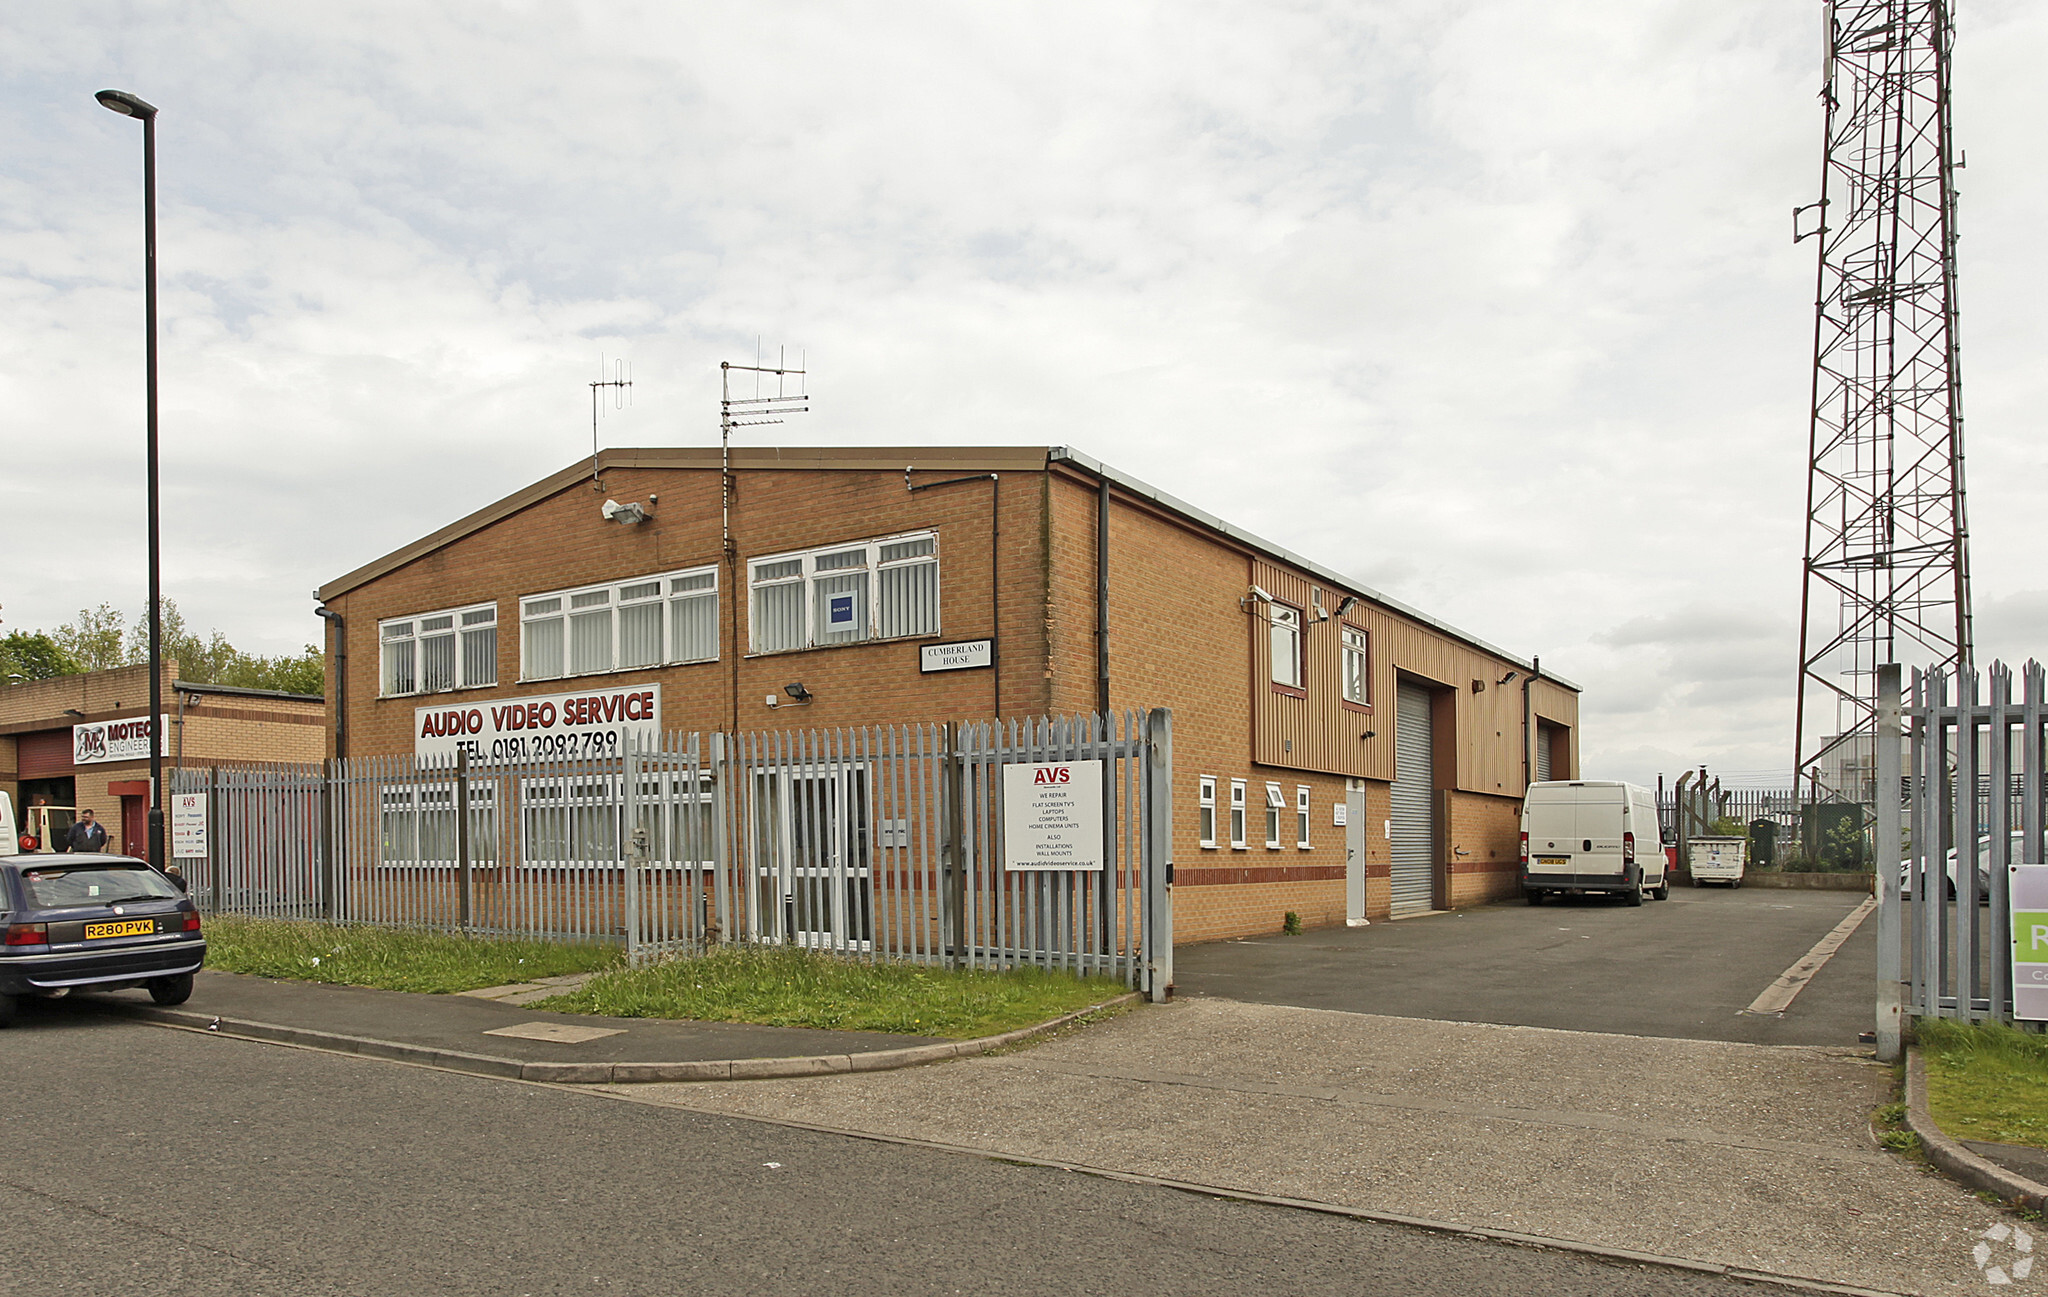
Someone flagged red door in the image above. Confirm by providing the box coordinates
[121,796,147,859]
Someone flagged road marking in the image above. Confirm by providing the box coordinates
[1744,896,1878,1016]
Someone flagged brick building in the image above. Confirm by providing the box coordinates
[0,661,325,856]
[314,445,1579,942]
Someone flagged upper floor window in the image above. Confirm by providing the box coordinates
[380,603,497,697]
[521,566,718,682]
[1342,625,1370,705]
[1269,603,1302,689]
[1198,776,1217,849]
[749,532,939,654]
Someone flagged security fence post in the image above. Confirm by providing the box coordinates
[624,742,642,963]
[456,748,472,932]
[1874,664,1903,1062]
[941,722,965,969]
[1145,708,1173,1002]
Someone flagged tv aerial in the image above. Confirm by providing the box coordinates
[588,355,632,491]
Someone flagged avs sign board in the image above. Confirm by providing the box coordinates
[415,685,661,762]
[72,716,169,766]
[170,793,209,859]
[920,639,992,673]
[1001,760,1105,872]
[2012,864,2048,1021]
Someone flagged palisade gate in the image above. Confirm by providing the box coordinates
[170,709,1174,1000]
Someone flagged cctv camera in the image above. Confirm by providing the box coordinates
[1248,584,1273,602]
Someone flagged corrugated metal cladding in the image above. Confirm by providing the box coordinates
[1535,728,1552,783]
[1390,682,1436,915]
[15,730,73,779]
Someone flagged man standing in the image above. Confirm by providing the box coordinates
[65,808,109,854]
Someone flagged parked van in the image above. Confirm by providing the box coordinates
[1520,780,1668,906]
[1688,835,1747,887]
[0,793,14,856]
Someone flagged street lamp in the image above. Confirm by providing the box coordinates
[96,87,165,870]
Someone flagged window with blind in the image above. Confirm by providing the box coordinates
[748,532,939,654]
[521,566,718,682]
[379,603,497,697]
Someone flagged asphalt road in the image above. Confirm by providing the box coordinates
[1172,884,1876,1046]
[5,1012,1792,1297]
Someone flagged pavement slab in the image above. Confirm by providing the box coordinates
[610,997,2011,1296]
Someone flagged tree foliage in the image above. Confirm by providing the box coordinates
[10,599,322,696]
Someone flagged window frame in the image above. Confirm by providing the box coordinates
[747,531,941,655]
[1269,601,1304,694]
[1296,785,1312,849]
[1198,776,1217,849]
[378,783,498,869]
[378,602,498,699]
[1341,623,1372,709]
[1229,779,1248,851]
[520,564,719,683]
[1264,782,1285,849]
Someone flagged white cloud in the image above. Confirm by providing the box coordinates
[2,0,2043,791]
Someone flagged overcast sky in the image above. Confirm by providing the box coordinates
[3,2,2044,788]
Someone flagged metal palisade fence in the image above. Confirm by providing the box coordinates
[170,708,1173,999]
[1884,661,2047,1025]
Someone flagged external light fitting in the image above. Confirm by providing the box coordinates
[95,89,159,119]
[1498,670,1520,686]
[783,682,814,704]
[1335,595,1360,616]
[64,708,86,717]
[601,498,648,525]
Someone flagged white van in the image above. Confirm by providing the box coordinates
[1688,835,1747,887]
[1520,780,1669,906]
[0,792,14,856]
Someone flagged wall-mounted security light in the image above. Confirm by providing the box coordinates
[601,498,648,525]
[1335,595,1360,616]
[1498,670,1520,685]
[64,708,86,717]
[1471,679,1486,693]
[1361,730,1376,740]
[783,682,814,704]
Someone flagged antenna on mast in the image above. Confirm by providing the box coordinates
[588,355,633,491]
[719,344,807,558]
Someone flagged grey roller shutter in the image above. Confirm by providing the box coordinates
[1534,727,1552,783]
[1390,681,1436,916]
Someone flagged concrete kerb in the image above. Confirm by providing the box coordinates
[1903,1046,2048,1211]
[107,991,1145,1086]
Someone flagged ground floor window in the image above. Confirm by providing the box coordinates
[380,784,497,866]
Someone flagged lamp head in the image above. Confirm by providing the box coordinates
[95,89,158,120]
[783,682,813,704]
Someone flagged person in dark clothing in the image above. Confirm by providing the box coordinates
[64,808,109,854]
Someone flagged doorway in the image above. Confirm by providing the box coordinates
[1390,680,1438,917]
[751,765,873,949]
[121,796,147,858]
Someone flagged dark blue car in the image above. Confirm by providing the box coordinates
[0,853,206,1027]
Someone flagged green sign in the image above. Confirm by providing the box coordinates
[2017,912,2048,962]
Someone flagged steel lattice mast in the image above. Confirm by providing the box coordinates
[1794,0,1972,798]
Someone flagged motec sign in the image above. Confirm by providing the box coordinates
[73,716,169,766]
[1001,760,1105,872]
[414,685,661,761]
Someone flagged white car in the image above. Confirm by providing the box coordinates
[1899,832,2025,904]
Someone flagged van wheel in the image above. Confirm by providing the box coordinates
[1651,882,1670,901]
[1525,889,1543,906]
[147,974,193,1007]
[1625,884,1645,907]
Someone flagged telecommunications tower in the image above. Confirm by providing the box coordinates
[1794,0,1971,799]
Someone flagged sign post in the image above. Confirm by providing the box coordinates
[1001,760,1106,872]
[2013,864,2048,1022]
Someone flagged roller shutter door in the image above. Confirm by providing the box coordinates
[1390,682,1436,916]
[16,730,74,779]
[1534,726,1552,783]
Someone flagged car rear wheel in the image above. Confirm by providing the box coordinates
[147,974,193,1007]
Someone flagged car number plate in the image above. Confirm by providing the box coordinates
[83,919,158,940]
[1535,855,1570,866]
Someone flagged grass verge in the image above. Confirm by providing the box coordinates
[536,945,1128,1039]
[1919,1017,2048,1151]
[201,916,622,994]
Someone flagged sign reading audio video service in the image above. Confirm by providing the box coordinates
[2012,864,2048,1020]
[415,685,661,762]
[72,716,169,765]
[1001,760,1105,872]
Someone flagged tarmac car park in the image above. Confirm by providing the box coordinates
[0,854,206,1027]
